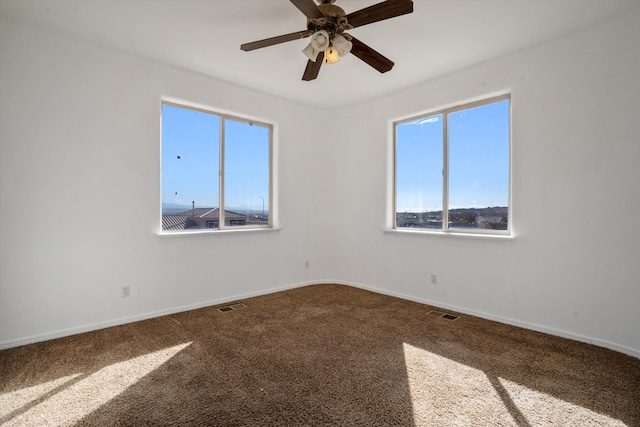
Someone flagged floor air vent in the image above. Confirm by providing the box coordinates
[428,310,460,321]
[218,303,247,313]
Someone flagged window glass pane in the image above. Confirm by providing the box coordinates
[161,104,220,231]
[448,99,509,230]
[223,119,270,227]
[396,114,443,229]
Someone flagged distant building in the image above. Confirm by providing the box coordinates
[476,215,508,230]
[162,208,247,231]
[396,210,507,230]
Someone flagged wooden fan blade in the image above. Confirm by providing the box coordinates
[302,51,325,81]
[345,0,413,29]
[241,30,310,51]
[349,37,394,73]
[290,0,325,19]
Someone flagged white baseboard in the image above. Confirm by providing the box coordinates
[314,279,640,360]
[0,282,307,350]
[2,280,639,360]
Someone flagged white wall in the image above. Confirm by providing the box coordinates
[319,6,640,357]
[0,22,318,348]
[1,6,639,358]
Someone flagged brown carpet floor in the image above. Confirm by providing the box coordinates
[1,284,639,426]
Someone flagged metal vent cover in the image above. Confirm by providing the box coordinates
[428,310,460,321]
[218,303,247,313]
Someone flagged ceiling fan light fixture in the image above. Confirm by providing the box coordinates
[240,0,414,81]
[324,45,340,64]
[302,43,320,61]
[310,30,330,51]
[332,34,352,57]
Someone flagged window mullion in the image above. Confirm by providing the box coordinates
[268,124,274,228]
[392,127,398,229]
[442,113,449,231]
[219,116,225,229]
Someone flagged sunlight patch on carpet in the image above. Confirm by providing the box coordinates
[403,342,513,425]
[0,373,82,419]
[402,342,628,426]
[496,377,627,426]
[2,342,191,427]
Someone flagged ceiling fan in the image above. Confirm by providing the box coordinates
[240,0,414,81]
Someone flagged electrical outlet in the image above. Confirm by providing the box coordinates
[121,285,130,297]
[430,274,438,285]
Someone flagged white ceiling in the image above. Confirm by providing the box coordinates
[1,0,636,108]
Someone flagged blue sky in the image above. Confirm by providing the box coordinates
[161,104,270,213]
[162,99,508,215]
[396,99,510,212]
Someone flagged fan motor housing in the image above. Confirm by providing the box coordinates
[318,3,345,17]
[308,2,349,34]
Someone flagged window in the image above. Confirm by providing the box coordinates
[394,95,510,234]
[161,101,272,232]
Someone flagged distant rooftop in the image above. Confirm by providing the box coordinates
[178,208,246,220]
[162,208,248,231]
[162,214,190,231]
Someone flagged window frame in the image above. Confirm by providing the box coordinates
[393,94,512,236]
[160,100,274,234]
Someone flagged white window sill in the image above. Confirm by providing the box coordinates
[157,227,282,239]
[382,228,514,242]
